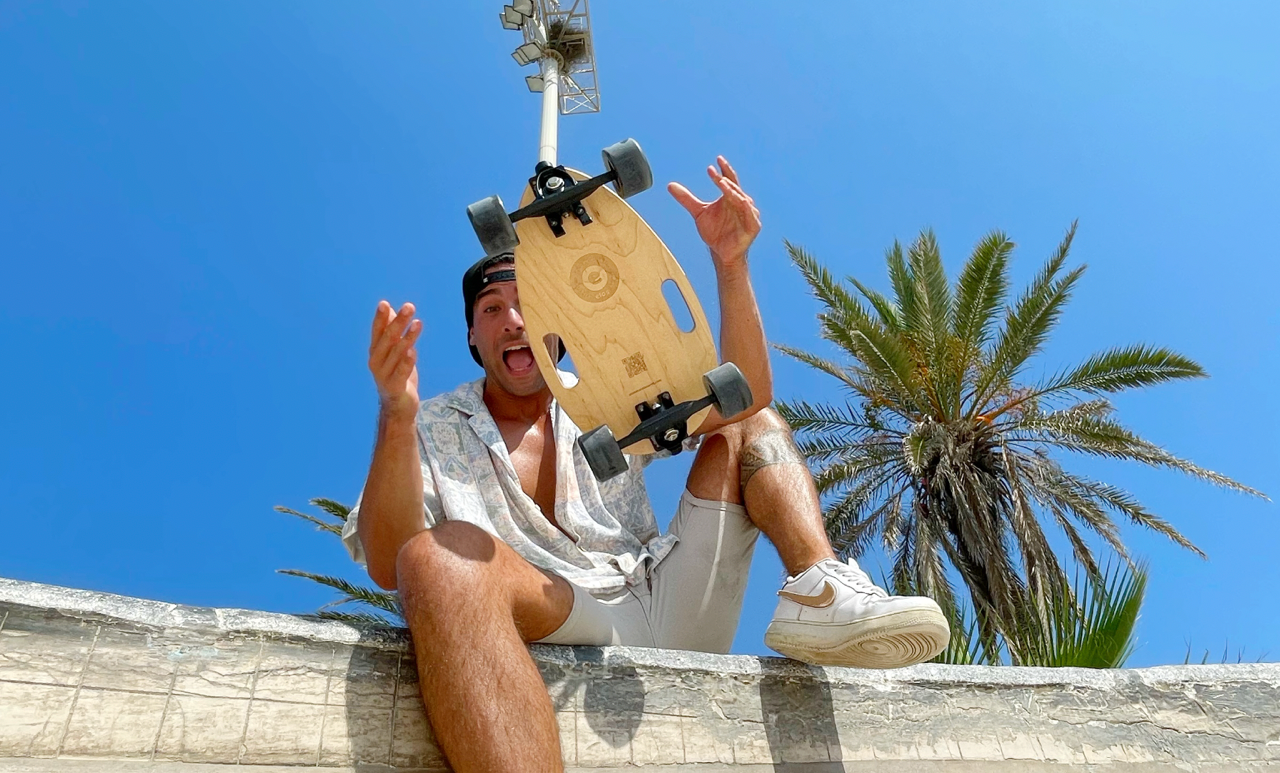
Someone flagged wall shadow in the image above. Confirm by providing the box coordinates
[758,658,844,771]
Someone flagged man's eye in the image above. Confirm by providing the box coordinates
[485,304,500,313]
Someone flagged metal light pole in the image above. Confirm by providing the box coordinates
[500,0,601,168]
[538,54,559,165]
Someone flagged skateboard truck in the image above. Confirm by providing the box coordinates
[516,161,604,237]
[625,391,702,455]
[577,362,755,481]
[466,138,655,256]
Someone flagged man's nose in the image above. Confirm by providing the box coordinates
[503,304,525,331]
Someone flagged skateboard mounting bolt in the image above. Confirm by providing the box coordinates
[546,177,564,191]
[662,428,680,443]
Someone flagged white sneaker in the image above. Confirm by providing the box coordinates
[764,558,950,668]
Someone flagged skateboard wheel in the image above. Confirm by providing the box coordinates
[703,362,754,419]
[467,195,519,256]
[578,425,630,481]
[602,139,653,199]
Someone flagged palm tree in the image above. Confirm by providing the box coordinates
[776,223,1264,650]
[276,498,404,627]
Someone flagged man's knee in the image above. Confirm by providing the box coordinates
[396,521,501,612]
[713,406,792,452]
[731,409,806,496]
[733,406,791,442]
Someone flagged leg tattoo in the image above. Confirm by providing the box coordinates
[740,428,807,497]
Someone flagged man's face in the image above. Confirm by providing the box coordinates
[468,272,547,397]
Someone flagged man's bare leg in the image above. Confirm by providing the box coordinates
[396,520,574,773]
[687,407,835,574]
[688,407,950,667]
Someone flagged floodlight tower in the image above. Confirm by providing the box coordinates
[499,0,600,166]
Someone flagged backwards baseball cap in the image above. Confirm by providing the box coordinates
[462,252,564,367]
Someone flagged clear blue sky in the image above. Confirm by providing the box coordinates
[2,1,1276,666]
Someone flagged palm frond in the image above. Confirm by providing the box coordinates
[933,600,998,665]
[314,610,401,627]
[776,398,888,439]
[1008,562,1146,668]
[1000,441,1070,609]
[277,569,403,618]
[312,498,353,521]
[1067,475,1204,558]
[786,241,885,338]
[772,346,859,391]
[1013,411,1266,498]
[1032,345,1205,399]
[847,326,927,414]
[848,277,903,332]
[970,222,1081,416]
[906,231,955,412]
[885,241,921,339]
[275,506,343,536]
[952,230,1013,352]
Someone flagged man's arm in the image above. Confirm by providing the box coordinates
[358,301,427,590]
[357,408,426,590]
[669,156,772,435]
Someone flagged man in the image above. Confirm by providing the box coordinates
[343,157,948,772]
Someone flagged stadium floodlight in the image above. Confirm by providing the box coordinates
[492,0,601,164]
[512,41,542,66]
[501,6,525,29]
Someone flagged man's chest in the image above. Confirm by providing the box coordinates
[495,416,559,522]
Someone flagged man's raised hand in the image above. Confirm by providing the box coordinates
[369,301,422,420]
[668,156,762,270]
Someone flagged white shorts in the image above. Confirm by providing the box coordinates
[535,490,760,654]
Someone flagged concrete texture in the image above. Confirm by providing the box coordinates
[1,576,1277,771]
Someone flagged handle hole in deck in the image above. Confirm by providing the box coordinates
[543,333,578,389]
[661,279,696,333]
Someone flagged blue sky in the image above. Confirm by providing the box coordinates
[1,1,1276,666]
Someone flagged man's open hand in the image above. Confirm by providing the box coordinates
[369,301,421,420]
[668,156,762,270]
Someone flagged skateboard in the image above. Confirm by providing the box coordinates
[466,140,752,480]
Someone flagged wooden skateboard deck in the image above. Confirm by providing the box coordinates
[514,169,718,455]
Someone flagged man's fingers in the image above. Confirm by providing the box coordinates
[717,155,741,186]
[375,318,422,375]
[717,174,754,204]
[376,319,422,381]
[389,348,418,386]
[667,182,706,214]
[715,175,751,207]
[369,307,417,370]
[371,301,393,345]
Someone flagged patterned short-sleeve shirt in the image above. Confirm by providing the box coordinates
[342,378,679,595]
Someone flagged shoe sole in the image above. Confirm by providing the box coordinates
[764,609,950,669]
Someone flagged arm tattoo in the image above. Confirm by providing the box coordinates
[740,428,806,496]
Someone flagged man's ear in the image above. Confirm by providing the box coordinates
[467,326,475,347]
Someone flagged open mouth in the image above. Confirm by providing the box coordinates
[502,343,536,375]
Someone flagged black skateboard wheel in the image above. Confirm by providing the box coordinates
[467,195,519,256]
[578,425,630,481]
[602,139,653,200]
[703,362,753,419]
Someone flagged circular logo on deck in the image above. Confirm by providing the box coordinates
[569,253,620,303]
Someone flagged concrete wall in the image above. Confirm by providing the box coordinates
[1,577,1277,772]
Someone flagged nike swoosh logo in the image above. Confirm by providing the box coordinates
[778,580,836,608]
